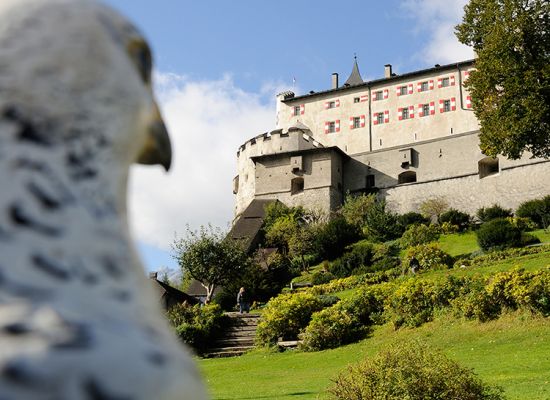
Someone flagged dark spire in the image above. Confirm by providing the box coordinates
[344,55,364,86]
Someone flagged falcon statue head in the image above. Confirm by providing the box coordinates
[0,0,207,399]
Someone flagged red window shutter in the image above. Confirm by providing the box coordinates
[300,104,305,115]
[437,78,442,88]
[324,121,329,133]
[384,110,389,123]
[335,100,340,107]
[335,120,340,132]
[384,89,389,99]
[408,84,413,94]
[324,102,330,110]
[396,86,401,96]
[439,99,444,113]
[409,105,415,118]
[371,92,377,101]
[430,101,435,115]
[417,82,422,92]
[418,104,423,117]
[361,95,368,102]
[429,80,434,90]
[373,113,379,125]
[450,76,456,86]
[451,97,456,111]
[349,117,354,129]
[398,107,403,121]
[466,96,472,109]
[360,115,366,128]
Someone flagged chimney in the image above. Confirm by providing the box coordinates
[149,271,158,280]
[384,64,392,78]
[331,73,339,89]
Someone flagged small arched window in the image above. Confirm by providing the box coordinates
[478,157,499,178]
[398,171,417,184]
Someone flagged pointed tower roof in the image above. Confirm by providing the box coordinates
[344,55,364,86]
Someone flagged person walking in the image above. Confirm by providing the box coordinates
[237,287,249,314]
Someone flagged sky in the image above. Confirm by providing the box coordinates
[101,0,474,278]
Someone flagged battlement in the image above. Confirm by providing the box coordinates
[237,125,323,159]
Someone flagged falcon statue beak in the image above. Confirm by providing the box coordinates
[137,105,172,171]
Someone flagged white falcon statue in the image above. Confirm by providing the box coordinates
[0,0,208,399]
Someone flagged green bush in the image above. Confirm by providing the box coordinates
[400,224,440,248]
[328,241,375,278]
[255,292,324,346]
[454,244,550,268]
[314,215,361,261]
[476,204,513,222]
[403,243,453,272]
[363,200,402,242]
[508,216,538,232]
[397,211,429,230]
[439,208,472,231]
[328,341,505,400]
[387,278,458,328]
[451,278,501,322]
[166,303,226,354]
[520,232,541,246]
[516,195,550,229]
[476,218,522,251]
[301,285,388,351]
[311,270,336,285]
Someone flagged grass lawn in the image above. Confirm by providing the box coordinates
[439,230,479,257]
[199,312,550,400]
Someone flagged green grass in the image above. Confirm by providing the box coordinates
[199,312,550,400]
[438,230,479,256]
[200,232,550,399]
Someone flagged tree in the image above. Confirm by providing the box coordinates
[455,0,550,159]
[340,193,377,229]
[419,197,449,223]
[173,225,250,303]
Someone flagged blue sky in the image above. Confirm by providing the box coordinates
[101,0,473,278]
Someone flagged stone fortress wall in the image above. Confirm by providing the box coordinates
[233,60,550,220]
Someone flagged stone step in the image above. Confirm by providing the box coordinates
[214,337,255,347]
[204,345,253,358]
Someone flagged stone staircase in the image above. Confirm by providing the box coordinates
[204,312,259,358]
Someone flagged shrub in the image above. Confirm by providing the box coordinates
[387,278,454,328]
[438,208,472,231]
[166,303,226,354]
[476,218,522,251]
[311,270,336,285]
[508,216,538,232]
[516,195,550,229]
[255,292,324,346]
[300,285,388,351]
[476,204,513,222]
[328,241,375,278]
[363,200,402,242]
[397,211,429,230]
[314,215,361,260]
[328,341,505,400]
[340,193,376,229]
[403,243,453,272]
[451,278,501,322]
[520,232,541,246]
[400,224,440,248]
[454,244,550,268]
[419,197,449,222]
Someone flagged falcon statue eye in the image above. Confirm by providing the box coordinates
[127,39,152,85]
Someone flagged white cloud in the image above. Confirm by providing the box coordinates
[128,73,275,251]
[402,0,474,63]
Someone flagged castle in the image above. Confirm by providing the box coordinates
[232,59,549,220]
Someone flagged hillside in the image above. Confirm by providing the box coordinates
[199,238,550,400]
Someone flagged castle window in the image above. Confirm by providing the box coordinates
[398,171,417,184]
[366,174,375,188]
[422,104,430,117]
[325,120,340,133]
[328,121,336,133]
[399,86,408,96]
[441,77,450,87]
[353,117,360,129]
[421,81,429,91]
[354,97,360,103]
[402,107,410,120]
[293,106,301,116]
[328,101,336,109]
[376,113,384,125]
[439,98,456,113]
[374,91,383,101]
[478,157,499,178]
[443,100,451,112]
[291,177,304,195]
